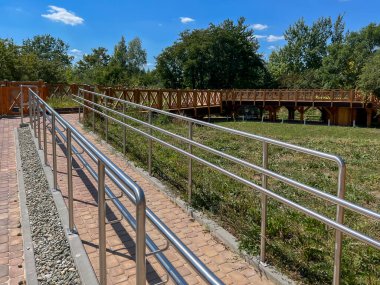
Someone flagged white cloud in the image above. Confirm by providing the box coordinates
[254,35,267,39]
[251,23,268,31]
[70,49,82,54]
[180,17,195,24]
[267,35,285,42]
[268,45,276,50]
[42,6,84,26]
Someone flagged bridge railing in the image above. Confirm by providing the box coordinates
[75,88,380,285]
[227,89,379,105]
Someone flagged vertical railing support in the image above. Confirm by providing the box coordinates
[78,89,81,122]
[42,105,48,165]
[105,96,108,142]
[123,102,126,156]
[98,160,107,285]
[333,164,346,285]
[28,89,32,126]
[148,110,153,175]
[20,85,24,124]
[92,92,95,132]
[52,113,58,190]
[135,195,147,285]
[260,142,268,264]
[188,121,193,203]
[67,129,75,233]
[37,101,42,150]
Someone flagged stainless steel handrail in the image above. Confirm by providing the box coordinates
[76,88,380,285]
[26,88,147,285]
[25,87,224,285]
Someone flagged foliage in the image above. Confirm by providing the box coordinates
[0,35,71,82]
[83,110,380,285]
[156,18,272,89]
[357,51,380,97]
[269,16,380,90]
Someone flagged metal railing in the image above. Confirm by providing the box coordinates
[24,87,224,285]
[74,88,380,285]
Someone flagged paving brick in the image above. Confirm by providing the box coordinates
[0,118,24,284]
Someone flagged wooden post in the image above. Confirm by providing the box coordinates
[366,109,373,127]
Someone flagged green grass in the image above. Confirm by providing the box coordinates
[83,109,380,285]
[46,96,79,108]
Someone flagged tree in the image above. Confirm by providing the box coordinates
[74,47,110,84]
[268,16,338,88]
[0,39,19,80]
[357,51,380,97]
[106,36,147,85]
[156,18,269,89]
[22,34,72,82]
[126,37,147,74]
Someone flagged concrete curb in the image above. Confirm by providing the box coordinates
[87,127,297,285]
[14,128,39,285]
[28,125,99,285]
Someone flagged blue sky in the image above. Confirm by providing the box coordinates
[1,0,379,67]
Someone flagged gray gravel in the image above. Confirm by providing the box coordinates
[18,126,81,285]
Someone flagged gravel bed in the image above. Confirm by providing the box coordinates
[18,126,81,285]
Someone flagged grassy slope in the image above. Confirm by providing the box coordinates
[84,112,380,285]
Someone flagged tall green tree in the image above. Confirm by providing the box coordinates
[22,34,72,82]
[357,50,380,97]
[74,47,110,84]
[156,18,269,89]
[268,16,337,88]
[126,37,147,74]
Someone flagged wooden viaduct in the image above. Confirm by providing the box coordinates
[1,81,378,126]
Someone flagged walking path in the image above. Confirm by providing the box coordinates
[1,114,274,284]
[0,117,25,285]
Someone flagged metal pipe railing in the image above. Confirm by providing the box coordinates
[46,111,189,285]
[25,88,148,285]
[76,88,380,285]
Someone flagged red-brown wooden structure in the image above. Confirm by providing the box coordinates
[1,81,378,126]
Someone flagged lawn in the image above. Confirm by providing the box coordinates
[83,109,380,285]
[46,96,79,108]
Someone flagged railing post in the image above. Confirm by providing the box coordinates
[67,129,75,232]
[78,89,81,122]
[20,85,24,124]
[188,121,193,203]
[260,142,268,264]
[148,110,152,175]
[92,91,95,132]
[52,113,58,190]
[333,163,346,285]
[123,102,126,156]
[28,89,32,126]
[42,105,48,165]
[98,160,107,285]
[37,100,42,150]
[32,94,37,137]
[135,196,146,285]
[105,96,108,142]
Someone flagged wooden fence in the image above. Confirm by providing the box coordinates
[1,81,378,116]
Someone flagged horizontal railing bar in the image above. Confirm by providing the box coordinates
[74,97,380,222]
[46,111,221,285]
[75,97,380,250]
[48,121,187,284]
[78,89,345,168]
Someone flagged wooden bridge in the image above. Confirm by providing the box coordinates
[1,81,378,126]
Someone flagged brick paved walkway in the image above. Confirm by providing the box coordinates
[3,113,274,284]
[48,114,273,285]
[0,117,25,285]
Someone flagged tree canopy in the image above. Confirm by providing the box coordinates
[156,18,272,89]
[1,17,380,96]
